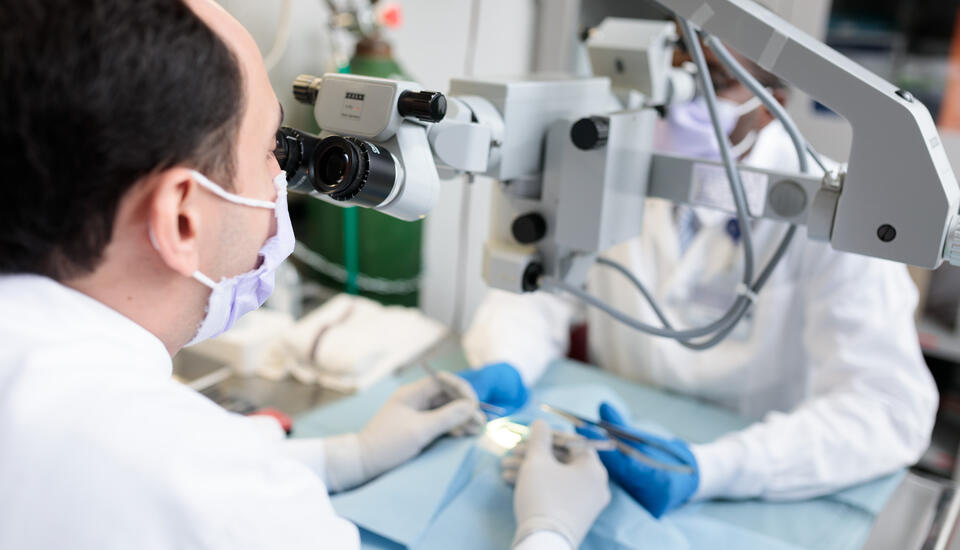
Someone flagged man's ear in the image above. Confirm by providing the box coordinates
[147,168,204,278]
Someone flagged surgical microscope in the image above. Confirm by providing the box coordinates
[273,0,960,349]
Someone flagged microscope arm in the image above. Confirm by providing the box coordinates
[655,0,960,268]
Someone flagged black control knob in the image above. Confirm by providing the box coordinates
[570,116,609,150]
[398,90,447,122]
[512,213,548,245]
[522,263,544,292]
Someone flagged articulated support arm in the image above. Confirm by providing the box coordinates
[656,0,959,268]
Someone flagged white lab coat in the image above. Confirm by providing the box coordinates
[0,275,359,549]
[0,275,566,550]
[464,121,939,501]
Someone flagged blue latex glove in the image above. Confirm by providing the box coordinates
[458,362,529,415]
[577,402,699,518]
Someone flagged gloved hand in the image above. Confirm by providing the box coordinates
[577,402,699,518]
[509,420,611,549]
[322,372,479,492]
[459,362,529,415]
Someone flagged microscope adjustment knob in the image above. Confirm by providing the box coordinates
[571,116,609,150]
[522,262,544,292]
[512,213,548,245]
[398,90,447,122]
[293,74,323,106]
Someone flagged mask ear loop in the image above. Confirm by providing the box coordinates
[186,169,283,289]
[191,270,219,290]
[731,95,765,119]
[189,170,277,210]
[729,129,759,159]
[149,225,219,290]
[727,94,766,158]
[147,170,280,263]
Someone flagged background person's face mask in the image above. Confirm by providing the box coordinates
[655,95,763,160]
[185,170,295,346]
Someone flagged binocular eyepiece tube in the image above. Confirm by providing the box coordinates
[274,127,403,209]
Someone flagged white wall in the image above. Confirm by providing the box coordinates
[217,0,540,331]
[216,0,332,133]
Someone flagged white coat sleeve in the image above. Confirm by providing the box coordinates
[280,437,340,486]
[514,531,573,550]
[64,382,362,550]
[691,250,938,501]
[462,289,579,385]
[244,416,359,494]
[168,437,362,550]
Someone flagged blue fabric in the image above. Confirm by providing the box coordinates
[693,498,874,550]
[828,469,907,516]
[416,457,809,550]
[293,365,478,548]
[329,437,477,547]
[670,509,809,550]
[416,453,695,550]
[459,362,529,415]
[578,402,700,518]
[293,354,905,550]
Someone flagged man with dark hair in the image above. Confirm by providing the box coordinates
[0,1,609,548]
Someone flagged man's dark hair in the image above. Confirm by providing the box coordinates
[0,0,245,280]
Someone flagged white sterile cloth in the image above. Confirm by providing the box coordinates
[261,294,448,392]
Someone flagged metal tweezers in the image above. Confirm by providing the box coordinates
[421,362,508,417]
[540,403,695,474]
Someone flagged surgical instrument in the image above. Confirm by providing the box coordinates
[540,403,695,474]
[421,361,508,417]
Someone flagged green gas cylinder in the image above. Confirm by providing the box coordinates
[299,36,422,307]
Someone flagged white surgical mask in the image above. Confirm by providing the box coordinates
[656,95,764,160]
[185,170,295,346]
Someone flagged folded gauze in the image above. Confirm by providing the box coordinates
[261,294,448,392]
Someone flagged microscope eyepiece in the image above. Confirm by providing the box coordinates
[274,127,400,209]
[313,136,398,206]
[275,127,303,180]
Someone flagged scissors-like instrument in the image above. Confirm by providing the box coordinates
[540,403,695,474]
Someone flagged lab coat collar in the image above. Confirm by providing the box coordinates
[0,274,173,378]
